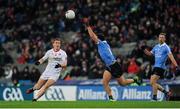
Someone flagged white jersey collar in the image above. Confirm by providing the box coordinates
[158,43,166,47]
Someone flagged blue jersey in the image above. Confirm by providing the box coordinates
[151,43,171,69]
[97,40,116,66]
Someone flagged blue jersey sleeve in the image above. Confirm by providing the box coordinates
[151,46,156,55]
[165,45,172,55]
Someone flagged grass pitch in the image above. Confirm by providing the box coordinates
[0,101,180,108]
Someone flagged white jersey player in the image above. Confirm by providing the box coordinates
[26,38,67,101]
[40,48,67,81]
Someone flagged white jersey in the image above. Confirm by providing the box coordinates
[40,49,67,81]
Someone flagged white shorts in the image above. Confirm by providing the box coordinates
[40,71,60,82]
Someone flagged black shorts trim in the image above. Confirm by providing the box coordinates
[152,67,165,78]
[105,62,123,78]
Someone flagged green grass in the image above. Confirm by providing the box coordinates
[0,101,180,108]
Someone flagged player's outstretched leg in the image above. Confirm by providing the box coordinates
[116,75,142,86]
[26,79,46,94]
[102,70,114,101]
[133,76,143,85]
[33,79,55,101]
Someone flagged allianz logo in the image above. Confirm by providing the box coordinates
[45,88,65,100]
[122,88,151,100]
[78,89,106,100]
[3,88,24,101]
[78,87,119,100]
[111,87,119,100]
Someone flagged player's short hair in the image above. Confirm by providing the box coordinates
[97,33,105,41]
[52,38,61,43]
[159,32,166,37]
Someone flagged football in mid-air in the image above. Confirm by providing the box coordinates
[65,10,75,19]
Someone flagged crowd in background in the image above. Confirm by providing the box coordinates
[0,0,179,84]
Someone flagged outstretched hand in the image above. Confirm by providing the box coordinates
[141,45,148,51]
[35,61,40,65]
[82,18,90,26]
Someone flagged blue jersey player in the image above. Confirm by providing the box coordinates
[83,18,142,101]
[143,33,179,101]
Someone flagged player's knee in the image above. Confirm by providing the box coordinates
[117,81,126,86]
[150,80,156,86]
[102,80,109,86]
[34,84,41,90]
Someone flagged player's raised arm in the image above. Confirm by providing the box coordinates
[83,18,99,44]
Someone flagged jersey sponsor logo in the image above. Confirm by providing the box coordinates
[3,88,24,101]
[45,87,65,100]
[122,88,151,100]
[53,57,62,61]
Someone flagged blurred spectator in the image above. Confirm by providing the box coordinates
[30,67,41,83]
[0,66,5,78]
[21,66,30,80]
[89,57,104,79]
[0,0,179,80]
[127,57,140,78]
[11,66,20,86]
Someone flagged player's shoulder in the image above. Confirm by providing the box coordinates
[154,44,159,48]
[163,43,170,49]
[46,49,53,53]
[164,43,169,47]
[60,49,67,55]
[98,40,108,44]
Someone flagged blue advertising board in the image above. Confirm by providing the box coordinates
[77,85,167,101]
[0,86,33,101]
[0,85,168,101]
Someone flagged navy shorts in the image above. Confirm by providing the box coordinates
[152,67,165,78]
[105,62,123,78]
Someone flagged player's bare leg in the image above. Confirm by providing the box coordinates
[150,74,160,100]
[33,79,47,90]
[151,76,171,100]
[116,75,142,86]
[26,79,46,94]
[116,76,134,86]
[102,70,113,100]
[33,79,55,101]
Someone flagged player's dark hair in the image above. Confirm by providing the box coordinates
[97,33,105,41]
[53,38,61,42]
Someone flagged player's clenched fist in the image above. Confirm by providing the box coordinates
[55,63,61,68]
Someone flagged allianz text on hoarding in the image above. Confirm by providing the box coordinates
[77,85,166,101]
[0,85,167,101]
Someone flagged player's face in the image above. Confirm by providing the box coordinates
[158,35,165,44]
[53,40,61,51]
